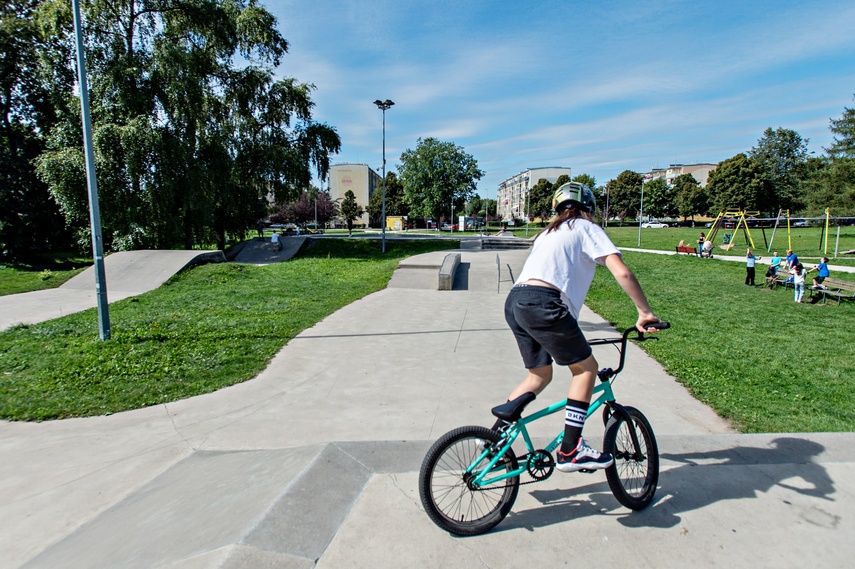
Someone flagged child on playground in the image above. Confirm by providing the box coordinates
[769,251,782,277]
[745,249,761,285]
[502,182,661,473]
[807,257,830,288]
[789,263,807,302]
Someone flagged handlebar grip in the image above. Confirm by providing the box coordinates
[650,321,670,330]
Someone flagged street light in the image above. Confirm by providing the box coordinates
[73,0,110,340]
[637,182,645,247]
[373,99,394,252]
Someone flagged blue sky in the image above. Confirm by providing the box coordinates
[269,0,855,199]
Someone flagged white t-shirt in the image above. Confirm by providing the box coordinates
[516,219,620,319]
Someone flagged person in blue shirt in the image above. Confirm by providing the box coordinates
[745,249,761,285]
[785,250,799,270]
[769,251,782,276]
[807,257,830,287]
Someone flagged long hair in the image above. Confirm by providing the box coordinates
[543,204,592,235]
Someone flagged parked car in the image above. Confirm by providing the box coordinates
[640,221,669,228]
[792,220,809,228]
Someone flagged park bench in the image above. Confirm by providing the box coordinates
[767,275,792,290]
[809,277,855,305]
[675,245,698,256]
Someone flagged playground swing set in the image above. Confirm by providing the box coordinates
[705,208,844,256]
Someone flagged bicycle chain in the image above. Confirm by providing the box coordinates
[471,451,554,491]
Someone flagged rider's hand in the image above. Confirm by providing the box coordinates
[636,313,662,333]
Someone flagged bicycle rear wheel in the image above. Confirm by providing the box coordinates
[418,426,519,536]
[603,406,659,510]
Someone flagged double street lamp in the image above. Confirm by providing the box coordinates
[373,99,394,252]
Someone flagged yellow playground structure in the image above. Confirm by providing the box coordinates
[705,210,758,250]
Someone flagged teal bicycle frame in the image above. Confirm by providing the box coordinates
[468,379,616,488]
[465,324,663,488]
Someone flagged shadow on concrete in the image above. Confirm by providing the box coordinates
[485,437,833,535]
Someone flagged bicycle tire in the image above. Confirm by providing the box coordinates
[418,426,519,535]
[603,406,659,510]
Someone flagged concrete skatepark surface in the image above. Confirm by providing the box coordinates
[1,244,853,568]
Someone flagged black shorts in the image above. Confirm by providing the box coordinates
[815,276,825,284]
[504,285,592,369]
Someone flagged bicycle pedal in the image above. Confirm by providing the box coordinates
[578,469,597,474]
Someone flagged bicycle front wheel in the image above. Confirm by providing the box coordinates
[418,426,519,536]
[603,406,659,510]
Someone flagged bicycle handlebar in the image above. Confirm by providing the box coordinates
[590,321,670,381]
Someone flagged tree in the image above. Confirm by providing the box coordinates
[605,170,644,222]
[367,172,408,223]
[705,154,774,213]
[673,173,707,220]
[0,0,72,259]
[35,0,340,252]
[801,157,855,216]
[749,127,810,212]
[527,178,554,222]
[825,95,855,159]
[572,173,597,191]
[397,137,483,222]
[642,177,679,219]
[339,190,363,236]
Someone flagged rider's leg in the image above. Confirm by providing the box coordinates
[556,354,613,472]
[561,354,598,452]
[506,365,553,401]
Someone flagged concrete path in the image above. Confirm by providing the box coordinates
[0,250,224,331]
[1,247,853,568]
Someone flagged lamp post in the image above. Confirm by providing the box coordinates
[637,182,645,247]
[73,0,110,340]
[373,99,394,252]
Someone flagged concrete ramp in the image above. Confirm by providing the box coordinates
[0,249,224,330]
[232,236,307,264]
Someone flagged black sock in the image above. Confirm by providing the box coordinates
[560,399,588,453]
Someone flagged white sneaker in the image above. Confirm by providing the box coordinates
[556,438,614,472]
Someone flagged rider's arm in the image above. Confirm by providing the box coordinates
[602,253,660,332]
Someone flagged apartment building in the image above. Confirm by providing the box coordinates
[497,166,571,222]
[645,163,717,187]
[328,163,381,227]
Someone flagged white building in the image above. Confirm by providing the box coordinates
[497,167,571,222]
[328,164,381,227]
[645,163,716,187]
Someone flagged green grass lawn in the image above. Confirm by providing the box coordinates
[606,224,855,265]
[587,251,855,433]
[0,254,91,296]
[0,239,456,420]
[510,224,855,265]
[2,241,853,432]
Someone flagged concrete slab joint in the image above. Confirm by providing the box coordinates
[437,253,461,290]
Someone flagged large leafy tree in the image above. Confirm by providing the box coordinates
[642,177,678,220]
[527,178,554,222]
[367,171,408,223]
[397,137,483,222]
[605,170,644,222]
[572,173,596,191]
[825,95,855,159]
[35,0,340,251]
[748,127,809,212]
[801,99,855,215]
[673,173,707,220]
[705,154,773,213]
[0,0,73,259]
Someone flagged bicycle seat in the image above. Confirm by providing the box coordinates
[491,392,536,422]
